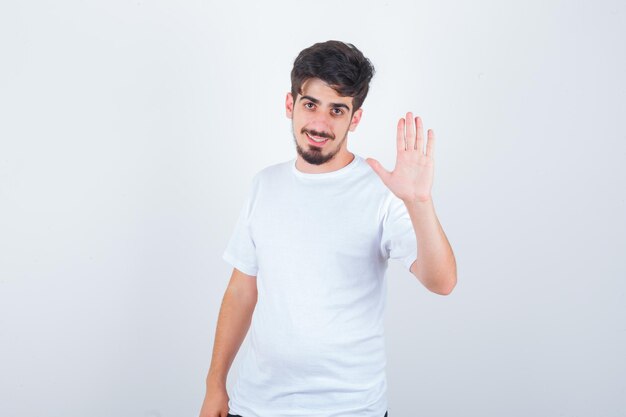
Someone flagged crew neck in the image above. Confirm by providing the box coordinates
[291,154,361,180]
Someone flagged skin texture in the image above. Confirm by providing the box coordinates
[200,268,257,417]
[286,78,362,174]
[366,112,457,294]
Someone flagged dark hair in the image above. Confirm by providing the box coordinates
[290,40,375,114]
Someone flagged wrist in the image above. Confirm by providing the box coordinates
[403,195,433,207]
[206,370,227,388]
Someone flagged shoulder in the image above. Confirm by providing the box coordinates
[255,159,292,179]
[246,158,293,192]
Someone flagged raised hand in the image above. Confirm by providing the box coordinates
[366,112,435,203]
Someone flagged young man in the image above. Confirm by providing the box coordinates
[199,40,456,417]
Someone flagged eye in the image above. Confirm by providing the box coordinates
[304,102,315,110]
[332,108,344,116]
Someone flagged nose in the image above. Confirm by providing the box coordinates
[308,113,333,135]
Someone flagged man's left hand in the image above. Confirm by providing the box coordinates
[366,112,435,203]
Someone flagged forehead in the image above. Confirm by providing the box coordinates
[299,78,353,107]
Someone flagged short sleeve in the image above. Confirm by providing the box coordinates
[222,177,259,276]
[380,191,418,270]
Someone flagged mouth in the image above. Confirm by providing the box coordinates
[305,132,330,146]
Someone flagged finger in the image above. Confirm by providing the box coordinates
[405,112,415,150]
[396,118,405,151]
[415,116,424,153]
[426,129,435,158]
[366,158,392,184]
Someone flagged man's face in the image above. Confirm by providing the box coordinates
[286,78,362,165]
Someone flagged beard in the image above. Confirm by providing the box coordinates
[291,122,349,165]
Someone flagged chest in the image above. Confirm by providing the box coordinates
[249,183,383,260]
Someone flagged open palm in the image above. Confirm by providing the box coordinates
[366,112,435,203]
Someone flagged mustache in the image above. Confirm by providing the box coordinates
[302,128,334,140]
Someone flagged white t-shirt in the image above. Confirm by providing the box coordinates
[222,153,417,417]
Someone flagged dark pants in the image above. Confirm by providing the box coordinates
[228,412,388,417]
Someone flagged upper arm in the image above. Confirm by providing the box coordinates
[227,267,258,301]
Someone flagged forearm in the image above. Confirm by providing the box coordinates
[206,287,257,387]
[405,198,457,294]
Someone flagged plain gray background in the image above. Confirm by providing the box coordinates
[1,1,625,416]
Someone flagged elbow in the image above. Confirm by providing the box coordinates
[412,261,457,296]
[433,281,455,295]
[434,260,457,295]
[429,272,457,296]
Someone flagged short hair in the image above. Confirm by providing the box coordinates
[290,40,375,114]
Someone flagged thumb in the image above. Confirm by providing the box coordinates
[366,158,391,184]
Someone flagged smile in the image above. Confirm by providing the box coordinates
[305,132,330,146]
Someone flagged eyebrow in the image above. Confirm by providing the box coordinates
[299,95,351,112]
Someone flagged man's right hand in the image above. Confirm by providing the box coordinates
[198,382,230,417]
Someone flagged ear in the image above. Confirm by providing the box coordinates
[348,108,363,132]
[285,92,294,119]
